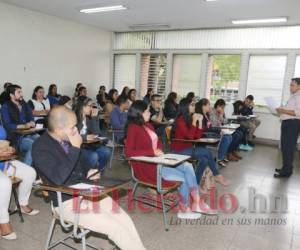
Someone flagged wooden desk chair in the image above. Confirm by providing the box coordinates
[128,160,181,231]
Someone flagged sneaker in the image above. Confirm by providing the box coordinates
[177,210,202,220]
[239,144,253,151]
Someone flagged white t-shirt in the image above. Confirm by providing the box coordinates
[30,98,50,121]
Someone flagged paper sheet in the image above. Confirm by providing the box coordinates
[69,183,104,190]
[264,97,280,115]
[130,154,190,166]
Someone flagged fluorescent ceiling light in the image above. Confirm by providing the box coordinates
[232,17,287,25]
[80,5,127,14]
[129,24,171,30]
[205,0,218,2]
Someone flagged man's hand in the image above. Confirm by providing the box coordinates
[276,107,286,114]
[65,127,82,148]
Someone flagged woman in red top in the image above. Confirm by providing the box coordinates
[125,101,210,219]
[171,98,229,187]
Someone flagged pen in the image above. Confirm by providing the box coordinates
[164,157,177,161]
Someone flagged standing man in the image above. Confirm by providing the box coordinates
[275,78,300,178]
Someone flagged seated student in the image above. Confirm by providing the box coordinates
[119,86,130,99]
[104,89,119,125]
[0,125,39,241]
[1,84,39,166]
[143,88,154,105]
[28,86,50,127]
[96,85,109,108]
[240,95,261,146]
[125,100,207,219]
[0,82,12,105]
[74,96,112,175]
[210,99,245,161]
[72,83,83,105]
[233,100,253,151]
[32,106,146,250]
[171,98,229,187]
[127,89,137,106]
[47,84,61,107]
[72,85,87,109]
[164,92,179,120]
[58,95,72,109]
[110,95,129,143]
[150,94,167,137]
[195,98,233,168]
[186,92,196,103]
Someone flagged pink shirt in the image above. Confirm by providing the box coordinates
[144,126,158,151]
[281,90,300,120]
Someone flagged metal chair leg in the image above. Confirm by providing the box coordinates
[45,218,56,250]
[81,234,87,250]
[12,185,24,223]
[160,193,169,231]
[109,132,115,169]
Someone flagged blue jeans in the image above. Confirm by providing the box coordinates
[18,133,40,166]
[161,162,197,205]
[177,147,219,184]
[81,146,112,173]
[218,135,232,160]
[228,128,244,153]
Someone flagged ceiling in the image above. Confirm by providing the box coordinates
[1,0,300,32]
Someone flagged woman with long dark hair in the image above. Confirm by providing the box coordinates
[210,99,245,161]
[120,86,130,99]
[125,100,212,219]
[195,98,233,167]
[47,84,61,106]
[127,89,137,106]
[171,98,229,187]
[143,88,154,104]
[164,92,178,120]
[74,96,112,174]
[28,86,50,126]
[96,85,109,108]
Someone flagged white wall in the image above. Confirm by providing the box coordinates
[0,2,112,100]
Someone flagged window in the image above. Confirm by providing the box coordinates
[113,54,136,92]
[294,55,300,77]
[172,55,202,98]
[206,55,241,102]
[246,55,287,106]
[140,54,167,98]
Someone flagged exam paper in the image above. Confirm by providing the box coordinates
[264,97,280,115]
[69,183,103,190]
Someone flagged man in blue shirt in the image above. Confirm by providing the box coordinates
[1,84,39,166]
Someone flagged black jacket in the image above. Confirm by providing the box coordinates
[32,131,89,206]
[77,116,101,141]
[163,101,178,119]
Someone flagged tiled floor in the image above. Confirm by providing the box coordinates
[1,144,300,250]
